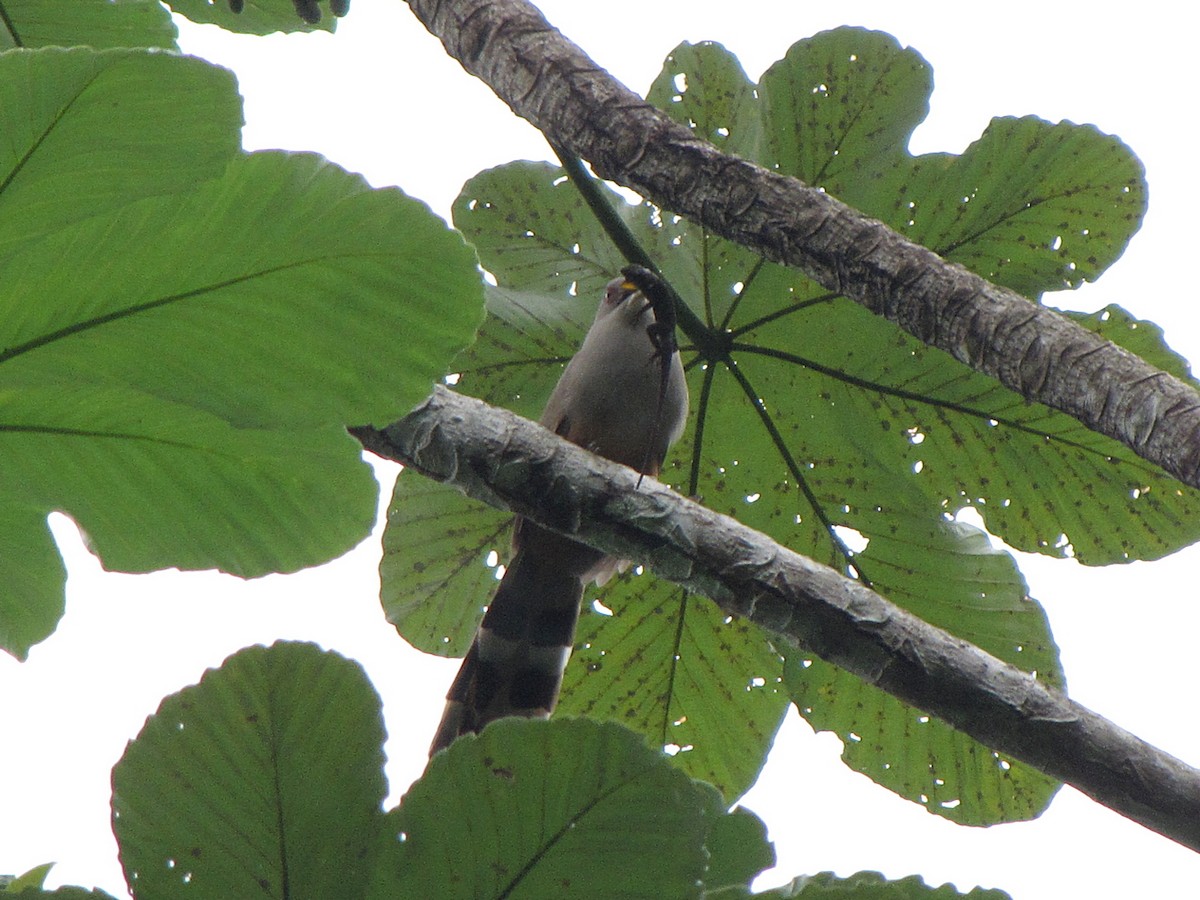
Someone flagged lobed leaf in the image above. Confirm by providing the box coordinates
[111,642,386,900]
[0,0,177,51]
[0,49,240,255]
[758,870,1012,899]
[374,718,721,899]
[167,0,336,35]
[0,68,482,655]
[380,470,511,657]
[561,576,789,800]
[391,28,1171,822]
[696,806,775,895]
[0,151,480,430]
[786,512,1062,825]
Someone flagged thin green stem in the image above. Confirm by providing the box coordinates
[731,341,1143,466]
[723,357,868,582]
[549,143,712,354]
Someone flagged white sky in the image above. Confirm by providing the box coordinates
[3,2,1199,897]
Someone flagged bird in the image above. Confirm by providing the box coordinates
[429,273,689,754]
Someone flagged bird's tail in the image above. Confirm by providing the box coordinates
[429,543,588,755]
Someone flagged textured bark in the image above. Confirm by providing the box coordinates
[353,386,1200,851]
[406,0,1200,490]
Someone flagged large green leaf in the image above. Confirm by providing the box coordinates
[0,380,375,575]
[0,151,477,429]
[372,718,723,899]
[110,653,775,899]
[0,0,177,50]
[386,28,1175,819]
[0,138,481,656]
[167,0,338,35]
[756,28,1144,297]
[696,805,775,895]
[655,41,765,162]
[380,469,511,657]
[755,29,932,192]
[559,575,788,799]
[0,49,240,255]
[111,642,386,900]
[785,511,1061,824]
[4,889,119,899]
[892,117,1144,296]
[756,871,1011,899]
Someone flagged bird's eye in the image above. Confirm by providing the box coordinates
[604,280,635,306]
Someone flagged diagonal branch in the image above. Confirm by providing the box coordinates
[405,0,1200,491]
[352,386,1200,852]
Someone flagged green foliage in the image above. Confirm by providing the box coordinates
[755,871,1011,899]
[0,865,53,892]
[703,806,777,894]
[107,643,777,899]
[562,575,789,799]
[755,29,1141,296]
[112,642,387,899]
[0,49,239,255]
[167,0,337,35]
[785,512,1062,823]
[3,889,118,899]
[375,717,728,899]
[381,28,1184,822]
[0,47,482,657]
[381,469,512,656]
[0,862,111,897]
[0,0,177,51]
[99,641,1009,897]
[1,7,1180,899]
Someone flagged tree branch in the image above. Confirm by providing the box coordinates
[353,386,1200,852]
[405,0,1200,491]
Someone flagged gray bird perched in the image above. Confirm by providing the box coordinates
[429,273,689,754]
